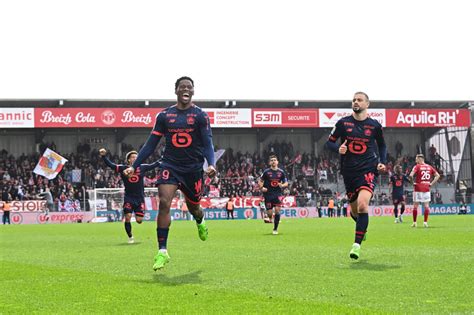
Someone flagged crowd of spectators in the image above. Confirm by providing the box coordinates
[0,140,469,210]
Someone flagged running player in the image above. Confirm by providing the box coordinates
[389,165,410,223]
[100,148,160,243]
[326,92,387,260]
[408,154,440,228]
[258,155,288,235]
[124,76,216,270]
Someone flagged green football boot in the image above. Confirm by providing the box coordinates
[349,244,361,260]
[197,220,208,241]
[153,251,170,271]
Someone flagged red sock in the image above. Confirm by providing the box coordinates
[424,207,430,222]
[413,208,418,222]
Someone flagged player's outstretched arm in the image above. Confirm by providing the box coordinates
[99,149,119,170]
[199,111,217,178]
[140,160,161,173]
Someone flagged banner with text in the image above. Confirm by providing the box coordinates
[385,109,471,128]
[7,211,94,225]
[0,108,35,128]
[35,108,161,128]
[204,109,252,128]
[319,109,386,127]
[252,109,319,128]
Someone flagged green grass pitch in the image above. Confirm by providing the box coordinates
[1,215,473,314]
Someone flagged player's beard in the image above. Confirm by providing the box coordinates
[352,107,362,113]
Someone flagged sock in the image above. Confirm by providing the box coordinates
[195,214,204,224]
[354,213,369,244]
[350,212,358,223]
[274,214,281,231]
[124,222,132,237]
[400,204,405,215]
[394,205,398,218]
[413,207,418,222]
[157,228,169,250]
[424,207,430,222]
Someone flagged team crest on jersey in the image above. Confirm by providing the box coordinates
[364,129,372,136]
[187,117,195,125]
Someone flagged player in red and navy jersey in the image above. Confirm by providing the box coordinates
[258,155,288,235]
[99,148,160,243]
[409,154,440,228]
[389,165,410,223]
[124,76,216,270]
[326,92,387,260]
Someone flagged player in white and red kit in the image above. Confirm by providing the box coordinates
[409,154,440,228]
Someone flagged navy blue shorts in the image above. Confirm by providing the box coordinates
[123,200,145,217]
[343,170,377,203]
[156,167,204,204]
[392,194,405,205]
[264,194,282,211]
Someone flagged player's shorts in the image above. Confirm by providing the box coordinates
[264,194,282,211]
[392,195,405,205]
[343,170,377,203]
[157,167,204,204]
[414,191,431,203]
[123,200,145,217]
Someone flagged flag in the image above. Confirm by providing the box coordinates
[33,148,68,180]
[72,169,82,183]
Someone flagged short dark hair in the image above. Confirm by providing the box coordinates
[416,154,425,159]
[175,76,194,90]
[268,154,278,161]
[126,151,138,161]
[354,91,369,101]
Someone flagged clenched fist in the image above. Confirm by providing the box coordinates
[339,140,348,155]
[99,148,107,156]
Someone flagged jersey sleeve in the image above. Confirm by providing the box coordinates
[282,170,288,183]
[326,120,344,152]
[140,160,161,173]
[198,110,215,166]
[132,112,165,169]
[102,156,126,173]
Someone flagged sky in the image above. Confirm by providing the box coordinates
[0,0,473,101]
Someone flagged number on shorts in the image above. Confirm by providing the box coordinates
[161,169,170,180]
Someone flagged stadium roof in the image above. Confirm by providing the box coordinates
[0,99,471,109]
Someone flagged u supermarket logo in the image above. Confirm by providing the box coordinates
[11,213,23,224]
[298,208,309,218]
[244,208,254,219]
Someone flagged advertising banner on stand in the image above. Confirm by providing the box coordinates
[35,108,161,128]
[386,109,471,127]
[252,109,319,128]
[204,109,251,128]
[319,109,386,127]
[0,108,34,128]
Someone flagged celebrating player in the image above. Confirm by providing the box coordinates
[100,148,160,243]
[124,76,216,270]
[258,155,288,235]
[408,154,440,228]
[389,165,410,223]
[326,92,387,260]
